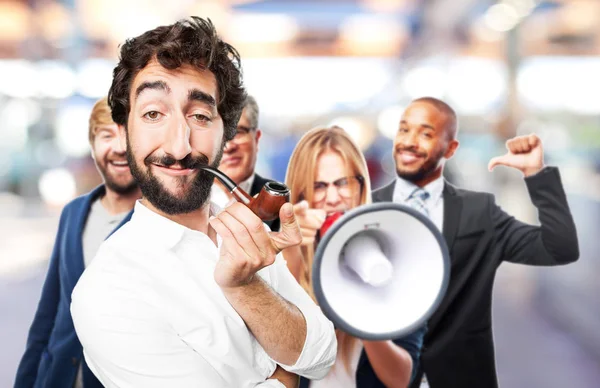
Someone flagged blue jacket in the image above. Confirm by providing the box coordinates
[15,186,133,388]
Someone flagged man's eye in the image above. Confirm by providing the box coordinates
[144,111,161,121]
[193,114,211,123]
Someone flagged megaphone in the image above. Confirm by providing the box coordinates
[312,203,450,340]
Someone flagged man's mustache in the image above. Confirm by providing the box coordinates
[144,153,210,170]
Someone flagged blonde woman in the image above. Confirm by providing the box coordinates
[283,126,426,388]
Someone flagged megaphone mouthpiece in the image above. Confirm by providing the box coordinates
[344,234,393,287]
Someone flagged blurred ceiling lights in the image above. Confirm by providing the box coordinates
[481,0,537,33]
[38,168,77,207]
[338,15,409,56]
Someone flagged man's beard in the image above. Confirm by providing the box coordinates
[96,159,138,195]
[395,146,445,183]
[127,143,224,215]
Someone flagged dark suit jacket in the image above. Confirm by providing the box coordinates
[15,186,133,388]
[250,173,281,232]
[372,167,579,388]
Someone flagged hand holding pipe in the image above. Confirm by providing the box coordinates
[201,165,290,221]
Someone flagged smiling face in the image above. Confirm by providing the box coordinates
[121,59,225,215]
[92,123,137,195]
[393,101,459,186]
[218,106,261,185]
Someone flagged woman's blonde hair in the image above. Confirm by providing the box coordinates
[285,125,372,372]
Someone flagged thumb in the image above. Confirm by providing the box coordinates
[271,203,302,251]
[279,203,297,227]
[488,153,514,171]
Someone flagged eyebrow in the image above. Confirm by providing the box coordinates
[135,80,171,99]
[188,89,216,108]
[400,120,435,131]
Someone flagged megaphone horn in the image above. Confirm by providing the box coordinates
[313,203,450,340]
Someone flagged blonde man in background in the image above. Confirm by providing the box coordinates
[15,98,140,388]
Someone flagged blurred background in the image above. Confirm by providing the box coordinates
[1,0,599,386]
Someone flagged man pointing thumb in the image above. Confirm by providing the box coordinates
[488,133,545,177]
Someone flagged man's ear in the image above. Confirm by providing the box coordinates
[444,139,459,159]
[89,142,96,161]
[254,128,262,145]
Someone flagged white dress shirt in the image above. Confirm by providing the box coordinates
[211,173,255,209]
[71,201,336,388]
[310,338,363,388]
[392,176,445,231]
[392,175,444,388]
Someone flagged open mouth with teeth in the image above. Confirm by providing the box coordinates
[108,160,130,171]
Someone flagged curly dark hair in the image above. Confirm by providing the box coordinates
[108,16,246,141]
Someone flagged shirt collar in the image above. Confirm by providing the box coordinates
[238,173,255,194]
[130,200,221,250]
[393,175,445,203]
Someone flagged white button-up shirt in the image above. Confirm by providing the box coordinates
[392,176,445,231]
[71,201,336,388]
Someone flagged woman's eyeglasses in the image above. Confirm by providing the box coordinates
[313,176,364,202]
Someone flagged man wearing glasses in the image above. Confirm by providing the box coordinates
[213,95,281,231]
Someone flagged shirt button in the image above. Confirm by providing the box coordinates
[72,357,79,366]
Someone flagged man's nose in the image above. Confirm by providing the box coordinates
[223,140,238,153]
[398,131,418,149]
[164,119,192,160]
[112,136,126,154]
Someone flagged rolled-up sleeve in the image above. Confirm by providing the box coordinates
[268,254,337,379]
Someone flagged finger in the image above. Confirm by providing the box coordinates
[298,211,326,230]
[220,204,273,265]
[488,154,512,171]
[506,138,522,154]
[307,208,327,224]
[272,203,302,250]
[528,133,539,148]
[279,202,297,230]
[293,200,309,217]
[216,209,262,265]
[300,226,319,239]
[301,236,315,246]
[209,216,234,240]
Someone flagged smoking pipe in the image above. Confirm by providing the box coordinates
[201,165,289,222]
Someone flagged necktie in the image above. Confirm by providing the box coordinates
[407,188,430,217]
[408,187,431,388]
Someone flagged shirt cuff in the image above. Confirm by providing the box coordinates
[275,303,336,380]
[524,165,553,180]
[256,379,286,388]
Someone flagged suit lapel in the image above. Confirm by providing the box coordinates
[442,182,462,252]
[250,173,265,197]
[65,185,105,297]
[372,180,396,202]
